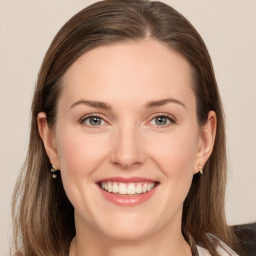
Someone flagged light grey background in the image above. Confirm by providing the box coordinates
[1,1,255,255]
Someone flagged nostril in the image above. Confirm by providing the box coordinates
[109,131,146,168]
[110,148,146,169]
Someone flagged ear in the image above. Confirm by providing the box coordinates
[37,112,60,169]
[194,111,217,174]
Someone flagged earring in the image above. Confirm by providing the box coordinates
[50,165,58,179]
[199,165,203,175]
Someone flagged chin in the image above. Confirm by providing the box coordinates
[102,225,152,242]
[95,212,155,242]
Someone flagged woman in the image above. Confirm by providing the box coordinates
[12,0,245,255]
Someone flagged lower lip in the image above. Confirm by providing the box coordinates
[98,185,158,207]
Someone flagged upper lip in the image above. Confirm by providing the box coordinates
[96,176,158,183]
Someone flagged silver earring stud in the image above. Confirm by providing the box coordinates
[50,165,58,179]
[199,165,203,175]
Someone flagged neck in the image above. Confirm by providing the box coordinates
[69,219,192,256]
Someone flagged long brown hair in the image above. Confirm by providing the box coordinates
[12,1,242,255]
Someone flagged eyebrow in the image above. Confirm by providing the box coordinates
[69,98,186,110]
[145,98,186,108]
[69,100,111,110]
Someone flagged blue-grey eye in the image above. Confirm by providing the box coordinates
[85,116,104,126]
[151,116,170,126]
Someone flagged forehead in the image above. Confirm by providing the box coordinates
[61,39,194,108]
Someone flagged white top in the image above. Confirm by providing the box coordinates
[196,234,239,256]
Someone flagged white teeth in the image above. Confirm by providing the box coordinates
[112,182,119,193]
[142,183,147,193]
[119,183,127,194]
[108,183,113,193]
[127,184,136,195]
[148,183,154,191]
[136,184,142,194]
[100,181,156,195]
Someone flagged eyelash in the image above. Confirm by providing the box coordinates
[149,113,176,128]
[79,113,176,128]
[79,114,106,128]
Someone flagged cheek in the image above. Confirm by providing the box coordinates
[56,128,108,177]
[54,126,111,210]
[54,127,110,215]
[149,130,199,175]
[146,127,199,205]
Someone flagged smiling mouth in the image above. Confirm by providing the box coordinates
[98,181,158,196]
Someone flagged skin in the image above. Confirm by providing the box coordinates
[38,39,216,256]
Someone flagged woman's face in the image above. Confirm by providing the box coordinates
[40,40,214,242]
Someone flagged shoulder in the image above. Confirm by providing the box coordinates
[196,243,239,256]
[194,223,256,256]
[196,234,239,256]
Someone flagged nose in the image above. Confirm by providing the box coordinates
[110,126,146,169]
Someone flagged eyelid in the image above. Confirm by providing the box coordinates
[148,113,177,127]
[79,113,108,127]
[78,112,176,128]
